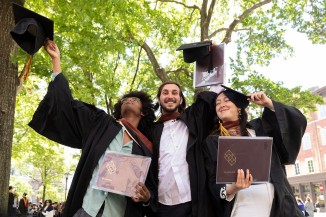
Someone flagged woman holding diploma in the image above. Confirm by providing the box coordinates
[203,85,307,217]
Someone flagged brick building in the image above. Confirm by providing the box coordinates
[286,86,326,211]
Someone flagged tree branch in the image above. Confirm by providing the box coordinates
[141,42,170,82]
[208,28,252,39]
[156,0,201,10]
[222,0,272,44]
[200,0,217,40]
[130,46,142,92]
[166,67,193,78]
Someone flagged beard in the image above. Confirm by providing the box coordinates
[161,104,179,114]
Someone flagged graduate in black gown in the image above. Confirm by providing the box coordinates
[29,40,157,217]
[203,86,306,217]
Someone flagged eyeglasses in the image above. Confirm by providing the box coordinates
[121,97,141,104]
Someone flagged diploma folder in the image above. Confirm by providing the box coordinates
[93,151,151,197]
[216,136,273,184]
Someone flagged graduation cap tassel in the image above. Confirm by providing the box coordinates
[219,123,230,136]
[17,55,33,92]
[19,55,33,81]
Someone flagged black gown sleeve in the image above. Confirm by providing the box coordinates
[259,100,307,164]
[28,73,109,149]
[186,91,217,142]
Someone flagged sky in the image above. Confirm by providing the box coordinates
[226,29,326,90]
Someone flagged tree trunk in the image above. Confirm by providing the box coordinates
[42,185,46,203]
[0,0,21,216]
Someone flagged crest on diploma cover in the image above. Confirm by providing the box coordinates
[224,150,236,166]
[93,151,151,197]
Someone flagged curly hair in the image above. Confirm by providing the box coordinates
[113,91,155,132]
[154,81,186,113]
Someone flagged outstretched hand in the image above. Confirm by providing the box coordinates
[247,91,274,110]
[131,182,151,204]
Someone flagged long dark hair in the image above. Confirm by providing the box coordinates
[154,81,186,113]
[239,108,249,136]
[113,91,155,132]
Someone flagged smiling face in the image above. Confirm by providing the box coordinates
[158,84,183,114]
[216,92,240,122]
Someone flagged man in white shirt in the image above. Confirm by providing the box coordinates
[147,81,217,217]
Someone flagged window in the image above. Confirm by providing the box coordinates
[317,105,326,119]
[320,128,326,146]
[294,162,300,175]
[307,159,314,173]
[302,133,312,150]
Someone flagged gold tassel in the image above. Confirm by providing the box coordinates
[17,55,33,92]
[219,122,230,136]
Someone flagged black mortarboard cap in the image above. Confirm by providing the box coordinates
[10,3,54,87]
[10,3,53,55]
[220,85,249,109]
[176,41,212,63]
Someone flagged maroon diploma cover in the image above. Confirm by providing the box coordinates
[93,151,151,197]
[216,136,273,183]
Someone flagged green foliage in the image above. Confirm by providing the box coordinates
[10,0,325,201]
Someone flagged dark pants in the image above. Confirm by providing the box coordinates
[155,202,192,217]
[73,206,104,217]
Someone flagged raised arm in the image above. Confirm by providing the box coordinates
[248,93,307,164]
[187,91,217,142]
[29,41,110,149]
[44,39,61,73]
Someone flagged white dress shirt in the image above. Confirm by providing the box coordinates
[158,119,191,205]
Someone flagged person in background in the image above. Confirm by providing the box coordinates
[18,193,29,215]
[13,191,19,216]
[315,198,321,213]
[42,200,54,217]
[203,86,307,217]
[53,202,59,217]
[304,197,314,217]
[297,198,305,215]
[8,186,14,216]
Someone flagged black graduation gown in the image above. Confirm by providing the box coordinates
[8,192,14,215]
[203,101,307,217]
[147,91,218,217]
[28,73,157,217]
[18,198,28,214]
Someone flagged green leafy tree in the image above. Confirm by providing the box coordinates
[2,1,325,213]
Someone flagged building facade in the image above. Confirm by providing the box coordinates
[286,86,326,211]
